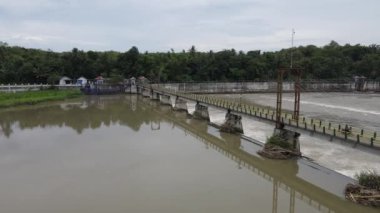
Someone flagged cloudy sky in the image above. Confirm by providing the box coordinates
[0,0,379,52]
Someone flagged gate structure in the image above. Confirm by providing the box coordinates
[276,68,302,129]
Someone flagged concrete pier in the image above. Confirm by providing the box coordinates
[273,127,301,152]
[142,88,151,97]
[193,102,210,121]
[221,110,244,134]
[151,91,160,100]
[159,94,172,105]
[174,97,188,111]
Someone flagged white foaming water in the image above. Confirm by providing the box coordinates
[240,115,380,178]
[221,93,380,133]
[241,116,273,143]
[186,101,196,115]
[282,98,380,116]
[299,134,380,178]
[208,107,226,125]
[170,96,176,108]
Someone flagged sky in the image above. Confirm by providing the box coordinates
[0,0,379,52]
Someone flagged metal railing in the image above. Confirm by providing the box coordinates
[150,85,379,148]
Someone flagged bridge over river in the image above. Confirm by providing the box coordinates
[142,85,379,148]
[139,85,380,178]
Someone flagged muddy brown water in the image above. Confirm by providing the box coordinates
[0,95,378,213]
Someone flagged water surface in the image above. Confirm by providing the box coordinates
[0,95,377,213]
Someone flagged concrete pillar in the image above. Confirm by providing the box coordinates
[142,88,151,97]
[193,102,210,121]
[150,91,160,100]
[221,110,243,134]
[132,84,138,94]
[273,128,301,153]
[174,96,188,111]
[159,94,171,105]
[154,92,160,100]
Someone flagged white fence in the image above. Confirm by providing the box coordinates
[0,84,81,92]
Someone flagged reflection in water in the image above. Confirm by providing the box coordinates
[0,95,158,137]
[0,95,377,213]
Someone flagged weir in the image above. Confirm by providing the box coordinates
[142,85,379,149]
[152,80,380,93]
[141,85,380,179]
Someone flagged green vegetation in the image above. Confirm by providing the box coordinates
[266,135,292,150]
[355,170,380,190]
[0,90,82,108]
[0,41,379,84]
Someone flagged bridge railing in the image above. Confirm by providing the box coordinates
[151,85,379,148]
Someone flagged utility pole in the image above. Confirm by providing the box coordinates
[290,29,295,68]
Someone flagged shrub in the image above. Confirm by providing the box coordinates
[355,170,380,190]
[266,135,292,149]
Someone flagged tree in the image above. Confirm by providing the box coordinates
[0,42,379,84]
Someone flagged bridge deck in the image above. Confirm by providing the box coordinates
[148,85,380,149]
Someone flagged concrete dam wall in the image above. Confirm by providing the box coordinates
[154,81,380,93]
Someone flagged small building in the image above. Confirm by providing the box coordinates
[59,76,72,85]
[76,77,88,86]
[95,76,104,84]
[354,75,367,91]
[130,77,136,86]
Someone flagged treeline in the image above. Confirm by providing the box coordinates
[0,41,379,84]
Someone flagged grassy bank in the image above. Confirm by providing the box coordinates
[0,90,82,108]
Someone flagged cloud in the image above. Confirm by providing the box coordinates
[0,0,379,52]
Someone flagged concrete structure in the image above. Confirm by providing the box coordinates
[193,102,210,121]
[154,80,380,93]
[140,85,379,149]
[273,128,301,152]
[125,77,138,94]
[174,97,188,111]
[151,90,160,100]
[142,87,151,97]
[159,94,172,106]
[221,110,244,134]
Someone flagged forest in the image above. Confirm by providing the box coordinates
[0,41,379,84]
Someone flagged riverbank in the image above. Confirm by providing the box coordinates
[0,90,82,108]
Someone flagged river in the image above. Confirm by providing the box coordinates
[0,95,377,213]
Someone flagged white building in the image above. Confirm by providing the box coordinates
[76,77,88,86]
[59,76,72,85]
